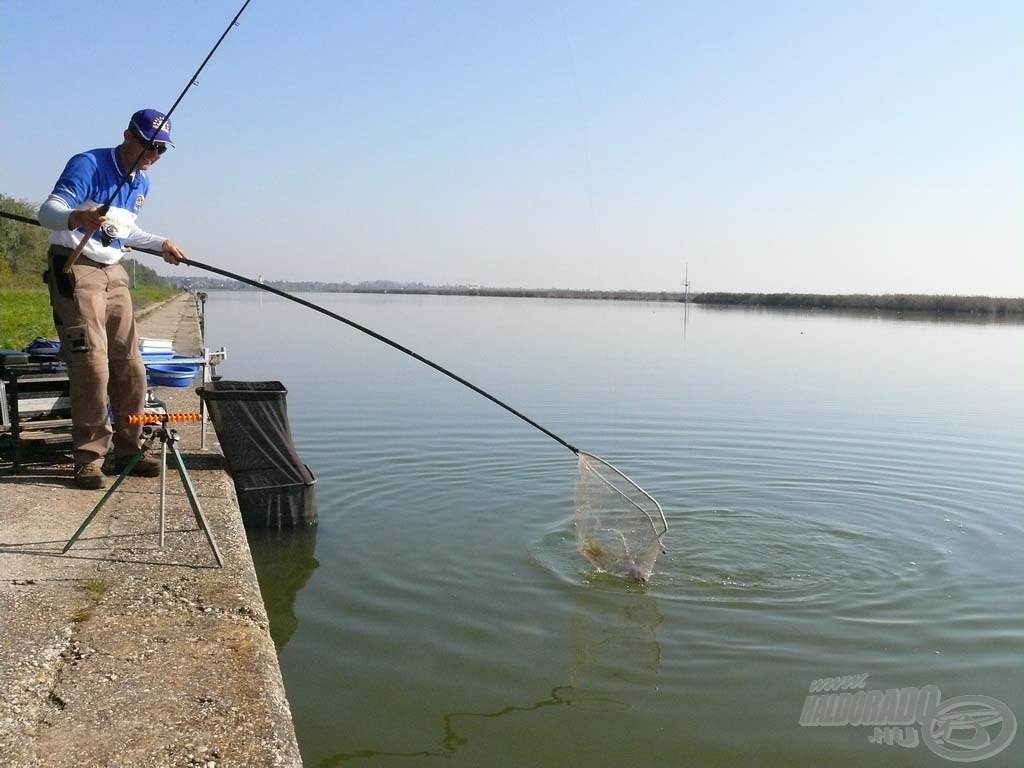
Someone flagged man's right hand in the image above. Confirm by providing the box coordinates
[68,207,107,231]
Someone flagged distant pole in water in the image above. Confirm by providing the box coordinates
[681,263,691,303]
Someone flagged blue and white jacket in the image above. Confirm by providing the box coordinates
[39,147,165,265]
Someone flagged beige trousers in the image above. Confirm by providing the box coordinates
[46,246,147,466]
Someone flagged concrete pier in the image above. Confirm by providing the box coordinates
[0,293,302,767]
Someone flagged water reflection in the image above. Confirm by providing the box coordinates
[319,581,662,765]
[247,527,319,651]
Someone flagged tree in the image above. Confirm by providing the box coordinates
[1,194,171,289]
[122,256,170,287]
[0,194,50,286]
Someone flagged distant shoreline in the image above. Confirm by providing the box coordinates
[692,292,1024,316]
[179,280,1024,316]
[363,288,1024,316]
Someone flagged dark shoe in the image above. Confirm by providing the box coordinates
[74,461,107,490]
[106,454,163,478]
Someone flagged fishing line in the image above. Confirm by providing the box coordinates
[547,14,668,578]
[61,0,253,273]
[557,2,600,263]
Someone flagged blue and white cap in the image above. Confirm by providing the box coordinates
[129,108,174,147]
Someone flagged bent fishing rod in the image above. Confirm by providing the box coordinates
[61,0,252,274]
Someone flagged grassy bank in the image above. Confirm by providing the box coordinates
[0,286,178,349]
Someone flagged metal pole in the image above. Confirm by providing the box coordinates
[159,436,168,547]
[63,433,156,553]
[200,348,208,451]
[170,438,224,567]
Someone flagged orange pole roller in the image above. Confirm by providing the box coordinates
[127,412,202,425]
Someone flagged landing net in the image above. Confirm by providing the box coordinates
[574,451,668,581]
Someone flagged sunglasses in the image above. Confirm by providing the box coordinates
[130,128,169,155]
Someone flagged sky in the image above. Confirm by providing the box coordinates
[1,1,1020,295]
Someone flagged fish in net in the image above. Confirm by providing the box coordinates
[574,450,668,581]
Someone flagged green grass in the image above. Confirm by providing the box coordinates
[72,578,110,623]
[81,577,109,598]
[131,284,179,311]
[0,286,178,349]
[0,288,54,349]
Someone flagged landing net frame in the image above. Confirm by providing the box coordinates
[574,450,668,580]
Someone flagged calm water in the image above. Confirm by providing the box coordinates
[203,292,1023,767]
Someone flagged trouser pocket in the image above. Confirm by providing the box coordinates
[47,253,75,298]
[64,324,91,354]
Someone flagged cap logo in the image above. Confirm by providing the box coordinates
[130,108,174,146]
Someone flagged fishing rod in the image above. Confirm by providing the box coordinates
[0,212,38,227]
[61,0,252,274]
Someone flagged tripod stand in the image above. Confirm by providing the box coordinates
[63,413,224,567]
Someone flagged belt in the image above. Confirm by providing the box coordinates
[48,244,110,269]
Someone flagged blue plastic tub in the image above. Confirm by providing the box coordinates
[147,364,197,388]
[169,354,201,376]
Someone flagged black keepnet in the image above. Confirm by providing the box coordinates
[198,381,317,529]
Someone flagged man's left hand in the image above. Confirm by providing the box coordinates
[161,239,185,265]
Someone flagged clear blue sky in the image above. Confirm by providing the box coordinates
[1,1,1020,295]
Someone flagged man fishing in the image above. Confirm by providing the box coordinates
[37,109,185,489]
